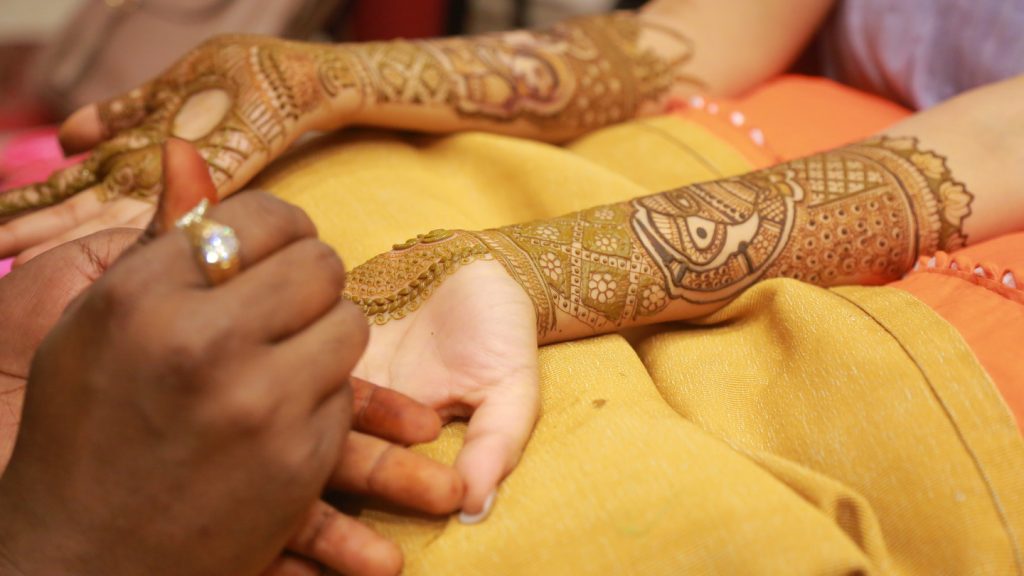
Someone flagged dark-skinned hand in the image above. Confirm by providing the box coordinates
[0,140,462,576]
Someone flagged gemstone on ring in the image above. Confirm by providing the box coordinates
[175,198,241,285]
[198,223,240,267]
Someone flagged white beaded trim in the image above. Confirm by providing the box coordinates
[684,97,769,149]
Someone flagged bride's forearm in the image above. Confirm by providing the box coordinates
[315,12,701,142]
[343,76,1024,345]
[345,137,974,343]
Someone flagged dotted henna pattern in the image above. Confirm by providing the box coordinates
[344,230,492,324]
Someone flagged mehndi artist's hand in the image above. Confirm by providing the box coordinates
[347,239,540,519]
[0,34,360,264]
[0,242,462,576]
[0,141,463,576]
[0,172,365,576]
[269,376,465,576]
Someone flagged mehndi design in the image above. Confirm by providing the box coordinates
[345,137,974,337]
[323,12,697,129]
[0,36,326,216]
[0,12,696,218]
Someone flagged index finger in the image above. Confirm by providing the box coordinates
[351,377,442,445]
[134,191,319,289]
[142,139,317,281]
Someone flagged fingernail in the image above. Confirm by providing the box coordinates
[458,490,496,525]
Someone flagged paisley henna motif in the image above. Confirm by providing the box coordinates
[346,138,974,337]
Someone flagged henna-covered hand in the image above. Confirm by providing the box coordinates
[341,138,974,511]
[346,244,540,519]
[0,12,698,264]
[0,35,354,263]
[0,142,463,576]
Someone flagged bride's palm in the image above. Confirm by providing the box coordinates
[353,260,540,515]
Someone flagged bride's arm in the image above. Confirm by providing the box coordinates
[346,75,1024,344]
[319,0,834,142]
[0,0,833,259]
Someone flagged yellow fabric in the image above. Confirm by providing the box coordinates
[259,116,1024,575]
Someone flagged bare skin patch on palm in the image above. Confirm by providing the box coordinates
[171,89,232,141]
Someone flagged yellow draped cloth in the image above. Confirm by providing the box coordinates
[259,117,1024,575]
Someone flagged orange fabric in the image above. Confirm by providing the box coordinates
[891,234,1024,431]
[669,75,912,165]
[668,75,1021,429]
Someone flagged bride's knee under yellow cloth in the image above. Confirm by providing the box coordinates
[257,105,1024,573]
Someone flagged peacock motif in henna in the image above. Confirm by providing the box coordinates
[345,137,974,337]
[0,12,697,219]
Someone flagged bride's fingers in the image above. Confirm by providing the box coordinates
[58,104,105,155]
[350,376,442,445]
[59,84,153,155]
[287,500,402,576]
[96,85,152,139]
[454,379,539,520]
[331,431,464,516]
[0,188,105,257]
[12,197,153,266]
[0,162,98,219]
[1,126,165,225]
[125,210,154,230]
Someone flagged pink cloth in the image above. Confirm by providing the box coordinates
[0,128,83,190]
[0,128,81,279]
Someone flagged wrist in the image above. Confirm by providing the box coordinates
[309,44,371,131]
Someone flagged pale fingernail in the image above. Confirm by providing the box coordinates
[458,490,497,525]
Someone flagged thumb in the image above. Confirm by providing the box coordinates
[454,377,539,523]
[143,138,219,239]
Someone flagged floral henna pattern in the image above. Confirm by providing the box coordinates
[346,137,974,337]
